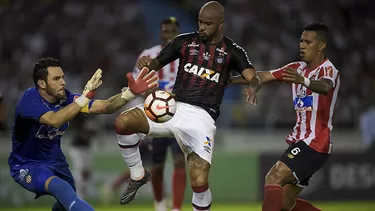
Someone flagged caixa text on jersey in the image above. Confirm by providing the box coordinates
[184,63,220,83]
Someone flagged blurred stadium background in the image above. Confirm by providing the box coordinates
[0,0,374,210]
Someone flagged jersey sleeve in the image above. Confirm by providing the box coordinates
[318,66,339,87]
[270,62,301,81]
[229,42,254,73]
[18,92,51,122]
[156,35,184,67]
[65,91,94,114]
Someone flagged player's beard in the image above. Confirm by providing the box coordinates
[199,34,209,43]
[199,32,212,43]
[46,84,66,100]
[199,29,218,43]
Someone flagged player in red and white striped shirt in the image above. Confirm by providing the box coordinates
[270,59,339,155]
[110,17,186,211]
[232,23,339,211]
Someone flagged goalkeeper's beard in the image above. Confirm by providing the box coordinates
[46,84,66,100]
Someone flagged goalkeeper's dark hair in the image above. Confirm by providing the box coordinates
[303,22,328,43]
[161,17,180,28]
[33,57,61,87]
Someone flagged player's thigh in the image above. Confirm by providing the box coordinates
[265,160,296,186]
[151,138,170,165]
[134,104,174,138]
[281,184,303,211]
[172,102,217,165]
[279,141,330,187]
[116,106,150,134]
[12,165,55,197]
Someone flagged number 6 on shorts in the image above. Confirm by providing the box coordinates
[291,147,301,156]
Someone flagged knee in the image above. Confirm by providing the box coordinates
[190,174,208,187]
[115,108,149,134]
[265,162,293,186]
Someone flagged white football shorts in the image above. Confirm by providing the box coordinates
[136,102,216,164]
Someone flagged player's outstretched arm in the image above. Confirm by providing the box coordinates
[88,67,159,114]
[230,71,278,85]
[39,69,103,128]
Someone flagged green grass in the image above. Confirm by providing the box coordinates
[4,202,375,211]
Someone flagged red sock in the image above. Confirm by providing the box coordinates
[292,198,321,211]
[262,185,282,211]
[151,167,164,201]
[172,168,186,209]
[111,171,130,190]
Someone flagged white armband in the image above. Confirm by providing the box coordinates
[303,77,311,87]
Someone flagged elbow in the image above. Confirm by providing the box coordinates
[50,119,62,128]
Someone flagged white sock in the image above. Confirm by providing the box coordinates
[117,133,144,180]
[192,188,212,211]
[154,198,167,211]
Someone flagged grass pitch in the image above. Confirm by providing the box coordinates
[3,201,375,211]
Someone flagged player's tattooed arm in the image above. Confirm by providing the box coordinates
[242,68,261,92]
[282,67,333,94]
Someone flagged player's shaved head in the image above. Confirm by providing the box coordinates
[198,1,224,43]
[200,1,224,22]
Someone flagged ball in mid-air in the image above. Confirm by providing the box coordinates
[144,90,176,123]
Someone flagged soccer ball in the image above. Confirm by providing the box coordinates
[144,90,176,123]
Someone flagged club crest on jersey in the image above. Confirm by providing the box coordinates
[216,56,225,64]
[188,41,199,48]
[203,52,211,60]
[184,63,220,83]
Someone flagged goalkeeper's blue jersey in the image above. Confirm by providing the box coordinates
[8,88,78,166]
